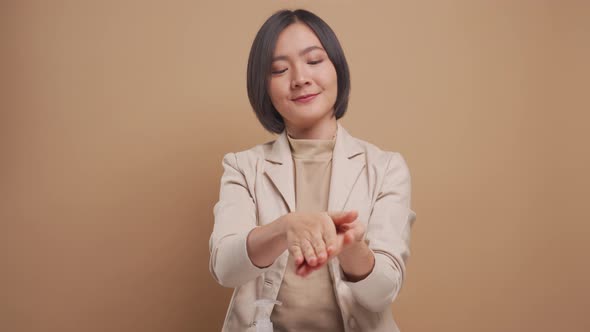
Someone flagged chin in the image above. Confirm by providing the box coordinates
[283,105,333,126]
[294,115,330,129]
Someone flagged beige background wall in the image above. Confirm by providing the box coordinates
[2,1,589,331]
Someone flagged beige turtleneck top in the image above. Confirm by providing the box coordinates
[270,133,345,331]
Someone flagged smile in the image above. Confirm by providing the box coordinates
[292,93,320,103]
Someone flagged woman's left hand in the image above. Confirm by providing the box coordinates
[295,217,366,277]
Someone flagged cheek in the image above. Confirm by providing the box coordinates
[268,79,288,104]
[318,66,338,91]
[268,80,292,116]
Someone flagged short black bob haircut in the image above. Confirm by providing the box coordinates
[247,9,351,134]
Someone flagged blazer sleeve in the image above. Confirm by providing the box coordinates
[342,152,417,312]
[209,152,270,288]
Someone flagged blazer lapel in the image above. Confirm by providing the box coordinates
[328,123,366,212]
[264,130,296,213]
[263,122,365,214]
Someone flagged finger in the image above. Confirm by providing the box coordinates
[346,221,366,241]
[328,233,347,257]
[330,230,359,257]
[336,222,352,233]
[329,210,358,226]
[323,228,337,257]
[296,260,325,277]
[288,244,305,266]
[343,229,356,245]
[327,210,355,223]
[311,234,328,264]
[296,262,311,276]
[301,239,318,267]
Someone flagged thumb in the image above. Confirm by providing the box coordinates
[328,210,358,226]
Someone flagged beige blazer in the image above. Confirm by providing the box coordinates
[209,122,416,331]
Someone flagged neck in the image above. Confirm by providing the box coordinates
[286,117,337,140]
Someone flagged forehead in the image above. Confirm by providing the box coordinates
[273,22,322,55]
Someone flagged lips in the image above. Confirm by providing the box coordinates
[292,92,320,102]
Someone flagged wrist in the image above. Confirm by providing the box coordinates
[339,240,375,282]
[278,212,293,248]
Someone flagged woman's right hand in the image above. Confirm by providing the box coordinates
[284,210,358,272]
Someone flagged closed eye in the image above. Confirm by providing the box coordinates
[271,59,323,75]
[271,68,288,75]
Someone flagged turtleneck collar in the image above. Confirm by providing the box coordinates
[286,132,336,160]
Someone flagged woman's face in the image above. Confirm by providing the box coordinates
[268,22,338,133]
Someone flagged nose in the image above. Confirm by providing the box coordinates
[290,65,311,89]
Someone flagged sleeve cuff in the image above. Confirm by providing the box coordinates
[235,227,272,273]
[342,253,399,312]
[214,227,271,287]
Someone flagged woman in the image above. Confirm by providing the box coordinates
[209,9,416,332]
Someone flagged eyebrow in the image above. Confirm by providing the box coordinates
[272,45,325,62]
